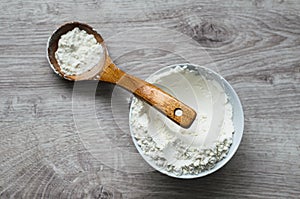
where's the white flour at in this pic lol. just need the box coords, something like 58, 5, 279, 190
130, 65, 234, 176
55, 27, 104, 76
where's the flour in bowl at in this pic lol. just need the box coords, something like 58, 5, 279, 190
130, 64, 235, 176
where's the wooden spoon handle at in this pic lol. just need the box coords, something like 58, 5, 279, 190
100, 62, 197, 128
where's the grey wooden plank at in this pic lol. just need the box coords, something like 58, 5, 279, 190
0, 0, 300, 198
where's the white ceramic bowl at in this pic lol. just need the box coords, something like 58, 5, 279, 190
129, 63, 244, 178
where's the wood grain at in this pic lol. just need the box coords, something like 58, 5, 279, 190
100, 61, 197, 128
0, 0, 300, 198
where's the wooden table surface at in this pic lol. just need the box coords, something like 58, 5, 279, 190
1, 0, 300, 198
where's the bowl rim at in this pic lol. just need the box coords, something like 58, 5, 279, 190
129, 63, 244, 179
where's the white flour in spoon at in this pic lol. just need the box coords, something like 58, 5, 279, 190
130, 65, 234, 176
55, 27, 104, 76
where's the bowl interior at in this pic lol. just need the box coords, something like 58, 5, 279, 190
129, 63, 244, 179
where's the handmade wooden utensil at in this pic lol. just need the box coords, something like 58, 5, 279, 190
47, 22, 197, 128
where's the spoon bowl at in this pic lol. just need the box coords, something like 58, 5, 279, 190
47, 22, 107, 81
47, 22, 197, 128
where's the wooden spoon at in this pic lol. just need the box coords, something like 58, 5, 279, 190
47, 22, 197, 128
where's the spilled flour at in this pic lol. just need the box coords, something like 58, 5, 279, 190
130, 64, 235, 176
